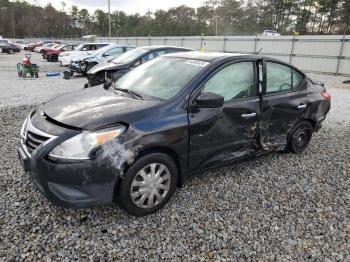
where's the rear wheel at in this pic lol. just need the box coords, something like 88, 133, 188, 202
117, 153, 178, 216
35, 72, 39, 78
8, 49, 14, 54
286, 121, 313, 154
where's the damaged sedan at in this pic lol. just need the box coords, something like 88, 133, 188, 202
18, 52, 331, 216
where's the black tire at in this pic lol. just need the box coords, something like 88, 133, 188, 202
8, 49, 14, 54
35, 72, 39, 78
117, 153, 178, 216
22, 73, 26, 78
286, 121, 313, 154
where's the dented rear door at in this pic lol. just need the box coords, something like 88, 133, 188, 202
260, 60, 308, 150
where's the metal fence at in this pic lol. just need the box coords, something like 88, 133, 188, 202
96, 35, 350, 76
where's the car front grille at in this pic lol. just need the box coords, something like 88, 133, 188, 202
20, 116, 56, 157
25, 130, 50, 154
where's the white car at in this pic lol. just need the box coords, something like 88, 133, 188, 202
259, 30, 280, 36
58, 42, 109, 66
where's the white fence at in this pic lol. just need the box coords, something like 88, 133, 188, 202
96, 35, 350, 76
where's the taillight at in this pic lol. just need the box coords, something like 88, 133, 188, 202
321, 92, 331, 101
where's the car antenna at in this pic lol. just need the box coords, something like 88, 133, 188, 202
257, 48, 263, 55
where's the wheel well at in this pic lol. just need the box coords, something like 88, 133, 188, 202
137, 147, 184, 188
112, 146, 185, 202
301, 118, 316, 129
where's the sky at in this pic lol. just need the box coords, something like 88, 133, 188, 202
28, 0, 205, 15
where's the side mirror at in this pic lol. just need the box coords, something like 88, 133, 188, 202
195, 92, 224, 108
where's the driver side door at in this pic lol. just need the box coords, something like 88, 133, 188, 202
188, 60, 260, 172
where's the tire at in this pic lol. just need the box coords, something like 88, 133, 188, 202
8, 49, 14, 54
18, 71, 22, 77
286, 121, 313, 154
117, 153, 178, 216
35, 72, 39, 78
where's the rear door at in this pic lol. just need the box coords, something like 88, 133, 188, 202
189, 59, 260, 171
260, 60, 307, 149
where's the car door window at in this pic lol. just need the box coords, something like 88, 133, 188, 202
202, 62, 255, 101
141, 50, 166, 63
266, 62, 292, 94
292, 69, 303, 89
63, 45, 73, 51
103, 47, 124, 57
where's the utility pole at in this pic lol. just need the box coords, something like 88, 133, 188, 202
108, 0, 111, 37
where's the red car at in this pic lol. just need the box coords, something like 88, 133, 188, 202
42, 44, 64, 58
28, 40, 61, 52
45, 44, 76, 62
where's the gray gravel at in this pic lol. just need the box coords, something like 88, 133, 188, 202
0, 52, 350, 260
0, 52, 84, 108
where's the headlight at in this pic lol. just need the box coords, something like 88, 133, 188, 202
48, 126, 126, 160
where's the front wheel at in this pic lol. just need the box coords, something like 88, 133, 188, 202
8, 49, 14, 54
286, 121, 313, 154
117, 153, 178, 216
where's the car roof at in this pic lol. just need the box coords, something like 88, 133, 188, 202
165, 51, 252, 62
140, 45, 193, 51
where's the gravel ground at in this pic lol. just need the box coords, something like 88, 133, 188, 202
0, 52, 84, 108
0, 52, 349, 261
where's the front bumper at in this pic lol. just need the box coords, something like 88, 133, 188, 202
18, 115, 120, 208
58, 56, 71, 66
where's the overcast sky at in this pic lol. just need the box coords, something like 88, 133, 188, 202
29, 0, 204, 14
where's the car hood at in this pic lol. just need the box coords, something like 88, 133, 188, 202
87, 62, 127, 74
42, 86, 159, 130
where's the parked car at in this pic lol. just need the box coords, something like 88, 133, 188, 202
18, 51, 331, 216
58, 43, 110, 66
14, 40, 31, 50
28, 40, 61, 52
34, 42, 61, 53
0, 39, 10, 45
0, 42, 21, 54
44, 44, 76, 62
85, 45, 193, 88
69, 44, 136, 76
259, 30, 280, 36
41, 44, 64, 58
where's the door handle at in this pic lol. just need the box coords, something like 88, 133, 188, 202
241, 112, 257, 118
298, 104, 307, 109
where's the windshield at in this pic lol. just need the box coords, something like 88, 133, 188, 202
92, 44, 115, 56
76, 44, 85, 51
114, 57, 208, 100
111, 47, 148, 64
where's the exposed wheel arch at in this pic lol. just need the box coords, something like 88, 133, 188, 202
113, 146, 185, 202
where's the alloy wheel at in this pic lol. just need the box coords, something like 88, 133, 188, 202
130, 163, 171, 209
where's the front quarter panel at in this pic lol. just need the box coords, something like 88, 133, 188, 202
99, 107, 189, 178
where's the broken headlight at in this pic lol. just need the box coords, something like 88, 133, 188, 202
48, 126, 126, 160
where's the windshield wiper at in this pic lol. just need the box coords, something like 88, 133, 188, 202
113, 84, 143, 100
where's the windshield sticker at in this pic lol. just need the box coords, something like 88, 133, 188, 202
185, 60, 209, 67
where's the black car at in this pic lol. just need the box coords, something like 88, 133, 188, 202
0, 42, 21, 54
18, 51, 331, 216
85, 45, 193, 88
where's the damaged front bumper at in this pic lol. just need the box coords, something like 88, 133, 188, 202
18, 116, 121, 209
18, 144, 120, 208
